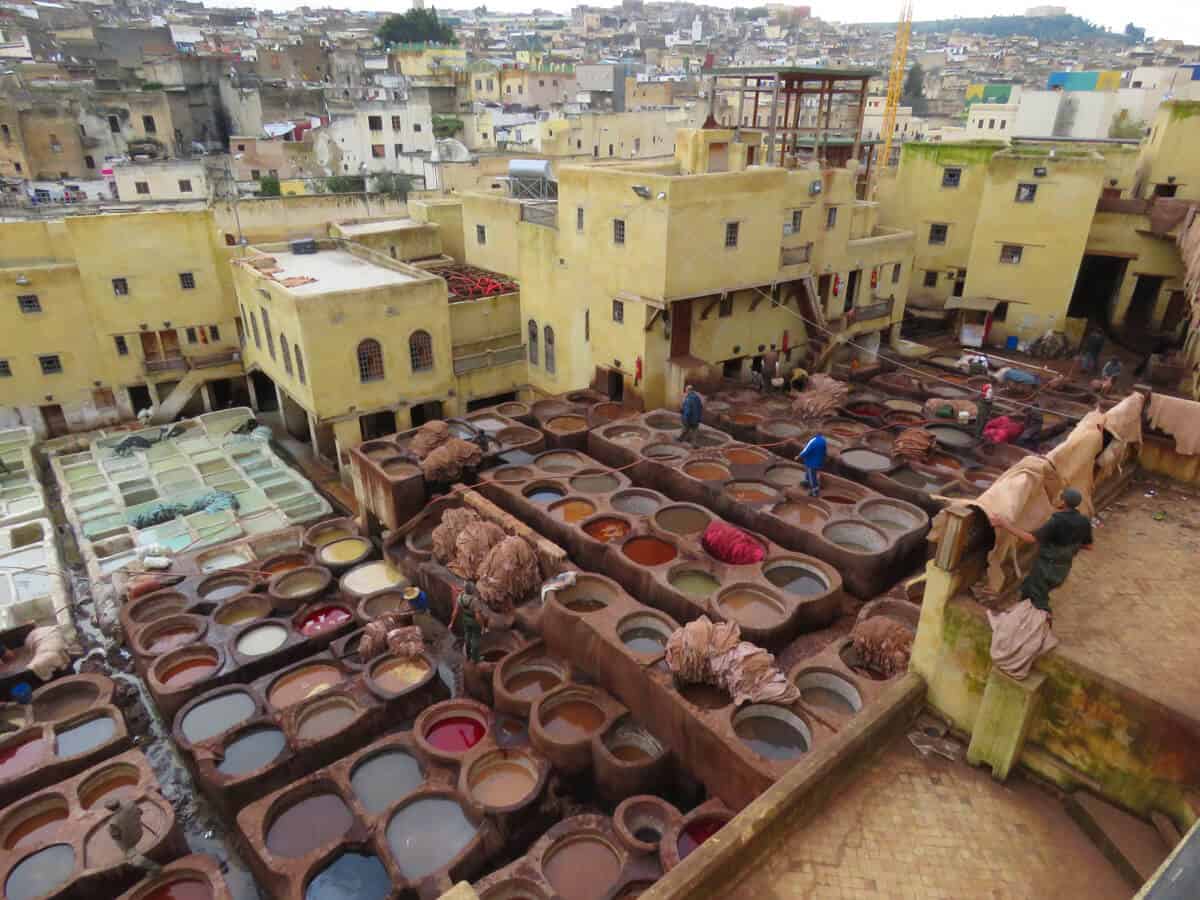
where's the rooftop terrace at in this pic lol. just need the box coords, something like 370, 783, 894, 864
265, 247, 419, 294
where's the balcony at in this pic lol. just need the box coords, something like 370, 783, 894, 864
191, 348, 242, 369
848, 296, 895, 325
143, 356, 188, 375
452, 343, 526, 376
519, 202, 558, 229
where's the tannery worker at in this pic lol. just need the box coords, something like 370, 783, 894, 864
975, 383, 995, 438
1080, 328, 1105, 374
449, 582, 483, 663
679, 385, 703, 446
1101, 357, 1123, 393
799, 433, 827, 498
987, 487, 1092, 614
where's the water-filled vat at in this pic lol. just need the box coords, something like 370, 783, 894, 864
212, 594, 271, 627
128, 590, 188, 624
266, 792, 353, 857
732, 705, 811, 760
668, 568, 719, 596
582, 516, 631, 543
359, 590, 409, 619
78, 762, 140, 809
5, 843, 75, 900
138, 615, 203, 655
763, 562, 828, 596
858, 499, 924, 533
622, 536, 677, 566
763, 464, 807, 487
142, 878, 213, 900
351, 750, 423, 813
795, 670, 863, 715
271, 567, 332, 605
180, 691, 256, 744
840, 448, 893, 472
610, 490, 661, 515
370, 656, 431, 693
676, 683, 730, 710
549, 498, 596, 523
466, 748, 540, 808
295, 697, 359, 741
643, 442, 688, 461
503, 656, 566, 702
722, 446, 769, 466
539, 694, 606, 743
216, 726, 287, 775
926, 425, 974, 449
32, 680, 99, 722
725, 481, 779, 503
317, 537, 372, 568
604, 718, 664, 764
197, 573, 255, 603
491, 465, 533, 483
259, 552, 310, 577
821, 521, 889, 553
305, 520, 357, 549
268, 664, 344, 708
2, 797, 67, 850
644, 412, 681, 429
386, 796, 477, 880
55, 715, 116, 757
716, 586, 787, 629
297, 605, 351, 637
535, 451, 584, 473
156, 647, 220, 688
653, 505, 710, 535
543, 834, 622, 900
617, 614, 673, 656
682, 461, 730, 482
525, 485, 565, 505
304, 852, 391, 900
547, 414, 587, 432
772, 499, 831, 527
235, 623, 289, 657
341, 561, 406, 597
604, 425, 649, 443
425, 714, 488, 753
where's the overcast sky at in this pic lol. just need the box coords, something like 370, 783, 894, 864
216, 1, 1200, 47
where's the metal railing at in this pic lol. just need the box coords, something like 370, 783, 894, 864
780, 243, 813, 266
519, 202, 558, 229
851, 297, 895, 323
191, 349, 242, 369
452, 343, 526, 375
143, 356, 189, 374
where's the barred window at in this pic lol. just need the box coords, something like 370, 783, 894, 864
281, 334, 293, 376
544, 325, 556, 374
409, 330, 433, 372
357, 339, 384, 382
261, 307, 275, 359
295, 344, 306, 384
249, 311, 261, 348
528, 319, 538, 365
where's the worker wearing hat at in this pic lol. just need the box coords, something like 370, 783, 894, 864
987, 487, 1093, 614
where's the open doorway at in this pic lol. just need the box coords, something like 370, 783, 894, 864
606, 369, 624, 401
128, 385, 153, 416
250, 371, 278, 412
1124, 274, 1164, 336
844, 269, 861, 313
410, 401, 443, 427
1067, 254, 1128, 325
359, 410, 396, 440
39, 404, 68, 438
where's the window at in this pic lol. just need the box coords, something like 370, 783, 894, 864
413, 123, 421, 132
357, 339, 384, 382
250, 311, 261, 348
576, 206, 584, 232
261, 307, 275, 359
179, 272, 195, 290
281, 336, 293, 375
584, 308, 589, 342
142, 115, 156, 134
475, 79, 482, 89
13, 163, 19, 172
114, 336, 128, 355
528, 319, 539, 365
613, 219, 625, 245
942, 167, 962, 188
791, 209, 803, 232
891, 263, 902, 284
112, 277, 128, 296
251, 169, 261, 180
135, 181, 150, 195
209, 325, 220, 341
49, 133, 61, 152
1015, 183, 1037, 203
1154, 183, 1178, 198
178, 179, 192, 192
993, 302, 1010, 322
719, 295, 733, 317
237, 143, 246, 151
85, 155, 95, 169
724, 222, 739, 248
409, 330, 433, 372
544, 325, 555, 373
825, 207, 838, 229
539, 79, 545, 87
185, 327, 197, 343
928, 223, 948, 245
295, 344, 306, 384
476, 224, 487, 245
923, 270, 939, 288
39, 354, 62, 375
1, 123, 10, 141
17, 295, 41, 314
988, 118, 995, 129
371, 144, 385, 158
612, 299, 624, 323
391, 116, 402, 130
368, 115, 383, 131
1000, 244, 1023, 264
608, 143, 614, 156
487, 79, 494, 90
999, 120, 1007, 130
394, 144, 404, 157
0, 360, 9, 377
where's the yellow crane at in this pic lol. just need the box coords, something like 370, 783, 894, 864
879, 0, 914, 170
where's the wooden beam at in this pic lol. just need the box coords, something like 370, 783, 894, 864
644, 307, 663, 332
700, 296, 722, 320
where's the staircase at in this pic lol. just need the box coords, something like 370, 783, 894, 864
150, 368, 208, 424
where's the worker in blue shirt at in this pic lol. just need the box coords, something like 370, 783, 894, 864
679, 385, 703, 446
799, 433, 827, 497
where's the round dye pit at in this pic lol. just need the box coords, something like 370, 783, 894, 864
822, 521, 888, 554
536, 452, 584, 473
295, 698, 359, 741
272, 567, 332, 603
926, 426, 975, 449
582, 516, 631, 543
197, 574, 255, 603
78, 763, 140, 809
491, 465, 533, 483
5, 844, 75, 900
840, 642, 894, 681
722, 446, 769, 466
304, 852, 391, 900
266, 792, 353, 858
386, 797, 478, 880
716, 587, 786, 629
763, 465, 807, 487
351, 750, 424, 813
268, 664, 345, 709
3, 798, 68, 850
477, 877, 551, 900
213, 594, 270, 627
668, 569, 719, 596
297, 605, 352, 637
540, 697, 605, 742
643, 443, 688, 461
570, 472, 620, 494
733, 705, 811, 761
604, 425, 649, 443
729, 412, 762, 426
32, 680, 100, 722
526, 486, 566, 505
235, 623, 289, 657
360, 590, 408, 619
55, 715, 116, 757
654, 505, 711, 535
763, 562, 828, 596
318, 537, 372, 568
682, 461, 730, 482
425, 715, 487, 753
644, 412, 681, 429
128, 591, 187, 625
467, 750, 539, 808
549, 498, 596, 524
617, 614, 673, 656
763, 421, 806, 438
360, 441, 397, 459
504, 663, 563, 701
142, 878, 213, 900
543, 835, 622, 900
604, 719, 664, 765
370, 656, 431, 693
622, 536, 677, 566
845, 402, 886, 419
156, 649, 219, 688
259, 553, 310, 577
341, 561, 406, 597
858, 500, 924, 533
840, 448, 893, 472
677, 818, 724, 861
547, 414, 588, 432
382, 459, 419, 478
306, 522, 356, 548
795, 670, 863, 715
610, 490, 662, 516
141, 619, 202, 656
216, 727, 287, 776
180, 691, 256, 744
772, 500, 831, 527
725, 481, 778, 503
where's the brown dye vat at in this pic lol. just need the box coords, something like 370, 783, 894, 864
764, 465, 807, 487
196, 574, 255, 603
143, 622, 200, 655
643, 443, 687, 461
370, 656, 431, 692
492, 466, 533, 483
259, 553, 309, 577
267, 664, 344, 709
359, 590, 410, 620
682, 461, 730, 482
583, 517, 631, 543
142, 878, 212, 900
604, 425, 649, 444
773, 500, 830, 527
550, 498, 596, 523
726, 482, 778, 503
840, 448, 893, 472
541, 700, 606, 742
129, 591, 187, 625
382, 459, 419, 477
927, 452, 963, 470
722, 446, 768, 465
571, 473, 619, 493
543, 835, 622, 900
506, 669, 562, 701
359, 441, 396, 460
158, 654, 219, 688
622, 537, 677, 566
213, 594, 270, 626
4, 799, 67, 849
654, 505, 710, 535
32, 681, 100, 722
548, 415, 588, 432
467, 752, 538, 807
537, 451, 584, 473
266, 792, 353, 858
611, 745, 653, 763
716, 588, 786, 628
295, 698, 358, 741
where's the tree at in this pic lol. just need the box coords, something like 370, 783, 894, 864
432, 115, 464, 139
322, 175, 366, 194
257, 175, 281, 197
371, 172, 414, 198
1109, 110, 1147, 139
378, 9, 455, 46
902, 63, 924, 106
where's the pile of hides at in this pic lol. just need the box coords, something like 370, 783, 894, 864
1149, 394, 1200, 456
410, 421, 451, 458
665, 616, 799, 706
986, 599, 1059, 679
849, 617, 912, 678
923, 397, 976, 421
26, 625, 70, 681
431, 508, 507, 581
1026, 330, 1072, 359
790, 374, 848, 423
358, 614, 423, 661
420, 438, 483, 483
983, 415, 1024, 445
476, 535, 540, 614
701, 521, 765, 565
130, 490, 238, 529
893, 427, 935, 462
432, 508, 480, 564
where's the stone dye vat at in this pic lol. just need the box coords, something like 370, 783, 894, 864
0, 674, 129, 807
478, 454, 842, 644
0, 749, 185, 900
527, 391, 628, 452
529, 684, 625, 775
171, 648, 445, 818
492, 642, 575, 720
116, 853, 234, 900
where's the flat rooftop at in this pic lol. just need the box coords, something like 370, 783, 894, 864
267, 248, 417, 295
334, 218, 430, 236
710, 65, 879, 79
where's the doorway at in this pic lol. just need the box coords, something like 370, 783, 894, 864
606, 369, 624, 401
817, 274, 832, 315
670, 299, 692, 359
250, 371, 278, 412
128, 384, 153, 415
1067, 254, 1128, 324
410, 400, 443, 427
359, 410, 396, 440
844, 269, 861, 313
40, 404, 68, 438
467, 392, 517, 412
1125, 275, 1165, 335
1161, 290, 1188, 334
952, 269, 967, 298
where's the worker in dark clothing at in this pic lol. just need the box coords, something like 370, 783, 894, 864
679, 385, 702, 446
987, 487, 1093, 613
1080, 328, 1105, 374
1101, 357, 1122, 393
1015, 407, 1044, 449
975, 383, 995, 438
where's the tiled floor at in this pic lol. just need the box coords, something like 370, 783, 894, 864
729, 738, 1130, 900
1052, 474, 1200, 723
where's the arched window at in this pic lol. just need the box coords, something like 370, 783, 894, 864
249, 311, 261, 349
409, 330, 433, 372
295, 344, 306, 384
357, 338, 384, 382
544, 325, 556, 374
527, 319, 538, 365
280, 334, 293, 375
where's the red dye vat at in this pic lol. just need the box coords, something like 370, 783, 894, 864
299, 606, 352, 637
0, 736, 46, 778
622, 537, 678, 566
144, 879, 213, 900
583, 518, 631, 543
847, 403, 885, 417
425, 716, 487, 752
677, 818, 724, 860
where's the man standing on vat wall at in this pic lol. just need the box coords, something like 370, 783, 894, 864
679, 385, 703, 446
